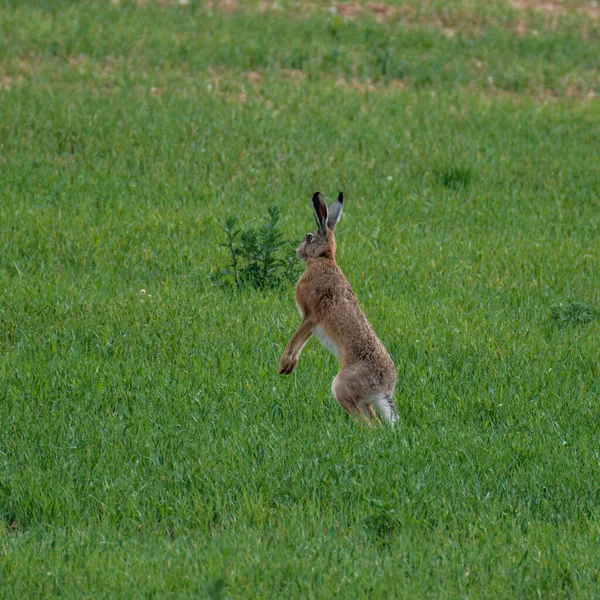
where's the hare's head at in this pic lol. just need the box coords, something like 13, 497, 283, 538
296, 192, 344, 262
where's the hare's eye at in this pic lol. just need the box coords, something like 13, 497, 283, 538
306, 233, 314, 242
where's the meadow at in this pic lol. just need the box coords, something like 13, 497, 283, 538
1, 0, 600, 597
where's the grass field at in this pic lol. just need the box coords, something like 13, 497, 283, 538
1, 0, 600, 597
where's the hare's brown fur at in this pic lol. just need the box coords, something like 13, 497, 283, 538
279, 192, 398, 424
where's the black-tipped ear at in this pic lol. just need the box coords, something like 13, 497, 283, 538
327, 192, 343, 231
312, 192, 328, 233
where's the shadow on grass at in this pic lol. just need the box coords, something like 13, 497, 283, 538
550, 301, 598, 328
434, 165, 472, 190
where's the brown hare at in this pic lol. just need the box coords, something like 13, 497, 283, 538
278, 192, 398, 425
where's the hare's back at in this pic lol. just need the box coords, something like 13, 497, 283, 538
319, 269, 385, 351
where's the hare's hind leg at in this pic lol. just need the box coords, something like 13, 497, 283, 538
360, 401, 382, 426
332, 368, 376, 423
333, 366, 398, 426
331, 371, 360, 419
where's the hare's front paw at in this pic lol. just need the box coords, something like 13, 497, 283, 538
278, 354, 297, 375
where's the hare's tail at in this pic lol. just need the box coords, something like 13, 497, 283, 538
374, 394, 399, 426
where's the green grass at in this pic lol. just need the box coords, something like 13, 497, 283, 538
1, 1, 600, 597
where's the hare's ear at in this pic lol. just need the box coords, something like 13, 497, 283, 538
327, 192, 343, 231
312, 192, 328, 233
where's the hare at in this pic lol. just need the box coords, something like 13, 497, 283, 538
278, 192, 398, 425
